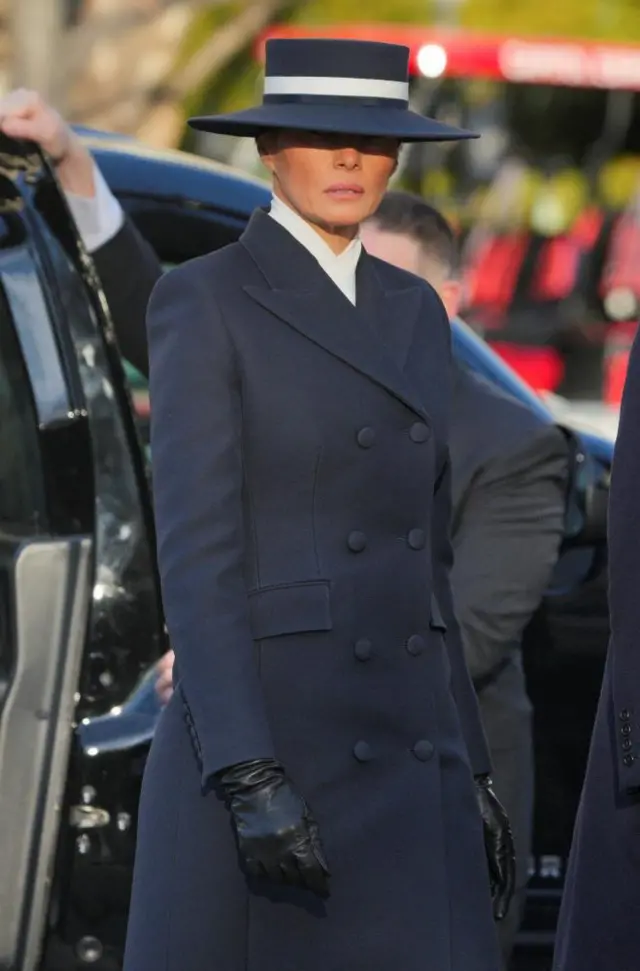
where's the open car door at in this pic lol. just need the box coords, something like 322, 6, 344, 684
0, 136, 165, 971
0, 140, 94, 970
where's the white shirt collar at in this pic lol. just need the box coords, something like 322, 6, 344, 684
268, 194, 361, 305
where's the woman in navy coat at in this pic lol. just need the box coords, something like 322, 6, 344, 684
124, 38, 514, 971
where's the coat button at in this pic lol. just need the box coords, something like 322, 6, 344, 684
623, 739, 633, 751
353, 741, 373, 762
356, 426, 376, 448
406, 634, 425, 656
407, 528, 426, 550
409, 422, 430, 443
621, 724, 632, 736
624, 754, 635, 767
347, 530, 367, 553
620, 709, 632, 721
412, 740, 434, 762
354, 638, 373, 661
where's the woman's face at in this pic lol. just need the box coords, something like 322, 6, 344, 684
258, 130, 400, 252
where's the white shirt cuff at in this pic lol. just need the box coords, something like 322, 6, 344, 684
65, 162, 125, 254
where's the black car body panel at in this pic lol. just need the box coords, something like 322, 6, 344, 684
0, 134, 613, 969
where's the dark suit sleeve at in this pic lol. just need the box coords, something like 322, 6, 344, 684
92, 218, 163, 379
608, 327, 640, 793
451, 426, 568, 685
432, 452, 492, 776
147, 263, 275, 788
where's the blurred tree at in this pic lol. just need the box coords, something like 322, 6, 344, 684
5, 0, 297, 146
460, 0, 640, 42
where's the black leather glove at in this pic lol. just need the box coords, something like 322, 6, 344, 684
215, 758, 330, 898
474, 774, 516, 921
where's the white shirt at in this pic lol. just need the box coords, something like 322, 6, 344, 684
269, 194, 361, 305
65, 162, 124, 254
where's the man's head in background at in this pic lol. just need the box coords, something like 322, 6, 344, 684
361, 190, 462, 320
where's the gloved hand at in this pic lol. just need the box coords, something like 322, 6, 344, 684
474, 774, 515, 921
216, 758, 330, 898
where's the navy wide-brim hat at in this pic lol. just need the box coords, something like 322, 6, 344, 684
188, 38, 478, 143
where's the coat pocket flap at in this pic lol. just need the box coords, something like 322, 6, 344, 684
429, 594, 447, 632
248, 581, 332, 640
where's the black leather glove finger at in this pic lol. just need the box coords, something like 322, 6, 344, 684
292, 818, 331, 896
294, 850, 331, 897
474, 774, 516, 921
216, 758, 331, 899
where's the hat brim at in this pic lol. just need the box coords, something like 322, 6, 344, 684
188, 103, 477, 143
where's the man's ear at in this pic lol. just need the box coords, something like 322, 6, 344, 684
440, 279, 463, 320
256, 131, 279, 174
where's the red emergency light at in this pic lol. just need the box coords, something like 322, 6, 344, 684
256, 24, 640, 92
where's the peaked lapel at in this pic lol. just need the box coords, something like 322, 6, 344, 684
240, 210, 428, 419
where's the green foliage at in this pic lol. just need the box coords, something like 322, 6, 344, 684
293, 0, 434, 26
460, 0, 640, 42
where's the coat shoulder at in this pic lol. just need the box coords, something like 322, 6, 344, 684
146, 242, 254, 333
152, 241, 249, 293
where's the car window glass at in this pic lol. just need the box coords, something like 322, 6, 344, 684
0, 281, 47, 534
33, 208, 164, 712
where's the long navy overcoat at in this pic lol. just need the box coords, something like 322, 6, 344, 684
123, 210, 500, 971
553, 326, 640, 971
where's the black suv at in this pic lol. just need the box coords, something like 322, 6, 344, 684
0, 133, 611, 971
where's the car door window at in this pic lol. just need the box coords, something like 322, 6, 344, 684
0, 280, 47, 534
30, 172, 165, 713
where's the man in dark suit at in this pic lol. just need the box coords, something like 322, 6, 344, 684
361, 192, 569, 967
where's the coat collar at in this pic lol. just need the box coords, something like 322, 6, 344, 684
240, 209, 427, 419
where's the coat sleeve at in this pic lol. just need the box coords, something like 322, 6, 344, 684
451, 426, 568, 687
92, 217, 163, 379
431, 453, 492, 776
608, 326, 640, 794
147, 262, 275, 788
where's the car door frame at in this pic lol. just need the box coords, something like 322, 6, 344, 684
0, 141, 96, 971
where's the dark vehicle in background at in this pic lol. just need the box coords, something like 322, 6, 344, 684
0, 132, 611, 971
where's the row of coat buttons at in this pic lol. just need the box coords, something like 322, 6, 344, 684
356, 422, 430, 448
353, 740, 434, 762
354, 636, 425, 661
347, 529, 426, 552
620, 708, 636, 766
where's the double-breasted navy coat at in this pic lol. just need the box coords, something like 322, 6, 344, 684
123, 209, 500, 971
553, 327, 640, 971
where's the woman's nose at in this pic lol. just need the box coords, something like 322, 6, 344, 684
335, 147, 361, 169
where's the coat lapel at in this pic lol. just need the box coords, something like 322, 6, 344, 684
240, 210, 428, 419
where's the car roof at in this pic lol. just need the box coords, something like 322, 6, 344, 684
82, 132, 271, 220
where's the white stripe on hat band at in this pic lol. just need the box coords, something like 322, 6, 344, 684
263, 75, 409, 101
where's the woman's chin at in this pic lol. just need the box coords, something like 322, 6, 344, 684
315, 199, 372, 228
